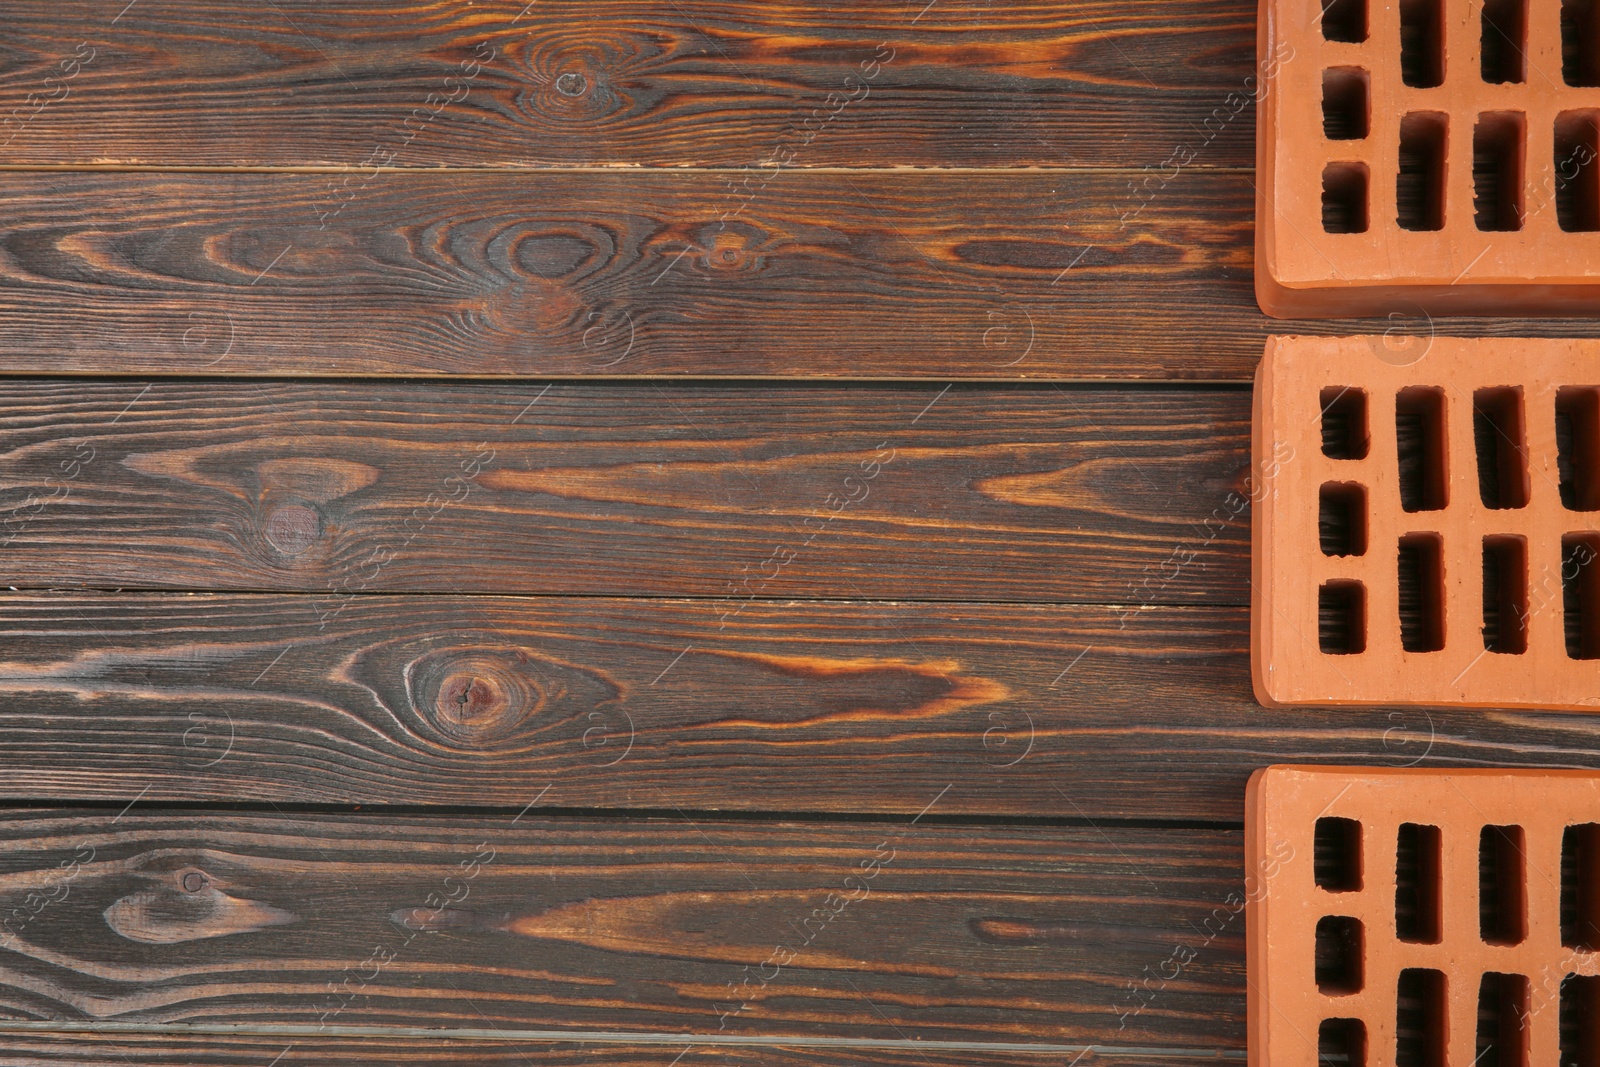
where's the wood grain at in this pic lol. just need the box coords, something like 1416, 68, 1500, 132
0, 592, 1591, 819
0, 380, 1251, 603
0, 810, 1244, 1045
0, 0, 1256, 169
0, 172, 1595, 379
0, 1032, 1231, 1067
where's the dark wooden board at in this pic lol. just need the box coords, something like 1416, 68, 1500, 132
0, 1032, 1228, 1067
3, 173, 1596, 379
0, 380, 1252, 604
0, 810, 1246, 1046
0, 593, 1589, 819
0, 0, 1255, 169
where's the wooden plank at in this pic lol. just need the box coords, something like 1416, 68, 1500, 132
0, 0, 1256, 169
0, 380, 1251, 604
0, 810, 1244, 1046
0, 593, 1589, 819
2, 172, 1597, 379
0, 1032, 1232, 1067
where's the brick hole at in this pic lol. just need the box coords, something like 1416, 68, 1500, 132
1396, 823, 1442, 944
1398, 534, 1446, 652
1320, 580, 1368, 654
1320, 1018, 1368, 1067
1314, 915, 1364, 995
1481, 0, 1527, 83
1559, 388, 1600, 509
1396, 387, 1448, 512
1563, 0, 1600, 86
1320, 483, 1369, 557
1315, 816, 1364, 891
1560, 975, 1600, 1067
1396, 969, 1447, 1067
1400, 0, 1445, 87
1479, 824, 1528, 945
1323, 163, 1370, 233
1323, 0, 1368, 43
1555, 111, 1600, 231
1481, 536, 1529, 654
1473, 387, 1530, 509
1398, 112, 1449, 231
1563, 533, 1600, 659
1324, 68, 1371, 140
1321, 387, 1370, 459
1474, 113, 1527, 232
1475, 973, 1530, 1067
1560, 823, 1600, 951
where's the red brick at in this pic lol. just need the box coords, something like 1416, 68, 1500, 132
1253, 335, 1600, 709
1247, 765, 1600, 1067
1257, 0, 1600, 316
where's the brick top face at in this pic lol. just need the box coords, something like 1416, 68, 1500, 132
1257, 0, 1600, 316
1247, 765, 1600, 1067
1253, 335, 1600, 710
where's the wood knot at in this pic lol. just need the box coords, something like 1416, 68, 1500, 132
407, 648, 544, 745
179, 869, 209, 893
436, 671, 507, 730
517, 30, 658, 123
263, 503, 321, 556
688, 221, 775, 276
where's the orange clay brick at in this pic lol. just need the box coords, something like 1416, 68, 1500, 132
1257, 0, 1600, 316
1253, 335, 1600, 710
1247, 765, 1600, 1067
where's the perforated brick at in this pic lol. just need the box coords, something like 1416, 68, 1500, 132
1257, 0, 1600, 316
1247, 765, 1600, 1067
1253, 335, 1600, 709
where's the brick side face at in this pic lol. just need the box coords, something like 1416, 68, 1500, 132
1253, 335, 1600, 709
1258, 0, 1600, 315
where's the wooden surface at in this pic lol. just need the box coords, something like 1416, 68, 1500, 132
0, 380, 1250, 601
1, 0, 1593, 1062
2, 174, 1599, 378
0, 811, 1244, 1044
0, 593, 1585, 819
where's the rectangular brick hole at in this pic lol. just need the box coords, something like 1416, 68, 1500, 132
1474, 387, 1530, 509
1479, 824, 1528, 945
1398, 534, 1446, 653
1559, 387, 1600, 510
1323, 68, 1371, 140
1397, 387, 1448, 512
1321, 387, 1370, 459
1398, 112, 1449, 231
1320, 483, 1369, 557
1396, 822, 1442, 944
1323, 163, 1370, 233
1315, 816, 1363, 891
1481, 0, 1527, 83
1555, 111, 1600, 231
1560, 823, 1600, 950
1475, 973, 1530, 1067
1482, 536, 1529, 654
1401, 0, 1445, 87
1323, 0, 1367, 42
1314, 915, 1364, 994
1320, 580, 1368, 654
1561, 975, 1600, 1067
1320, 1018, 1367, 1067
1396, 969, 1447, 1067
1563, 533, 1600, 659
1475, 113, 1527, 232
1563, 0, 1600, 86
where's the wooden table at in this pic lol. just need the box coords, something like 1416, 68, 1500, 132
0, 1, 1595, 1062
